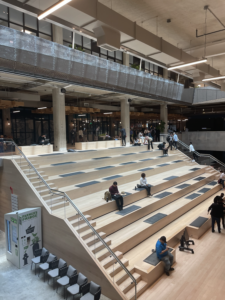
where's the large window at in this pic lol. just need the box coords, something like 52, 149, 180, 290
63, 30, 123, 64
129, 54, 163, 77
0, 4, 52, 41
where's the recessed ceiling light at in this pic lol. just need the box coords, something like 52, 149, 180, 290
38, 0, 72, 20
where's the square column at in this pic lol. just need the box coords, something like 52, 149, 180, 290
160, 104, 168, 134
123, 53, 129, 67
52, 25, 63, 45
52, 88, 67, 151
121, 99, 130, 146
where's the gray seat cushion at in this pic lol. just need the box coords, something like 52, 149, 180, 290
39, 263, 49, 271
67, 265, 76, 277
90, 281, 100, 295
32, 257, 41, 264
57, 276, 69, 286
48, 268, 59, 278
77, 273, 87, 286
47, 253, 56, 263
67, 284, 79, 295
41, 247, 49, 256
80, 293, 94, 300
58, 258, 67, 269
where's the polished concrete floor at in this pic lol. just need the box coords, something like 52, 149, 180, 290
0, 230, 110, 300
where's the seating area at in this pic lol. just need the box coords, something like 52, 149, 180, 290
31, 246, 101, 300
14, 144, 220, 299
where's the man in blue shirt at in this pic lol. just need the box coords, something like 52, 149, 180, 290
156, 236, 174, 276
173, 132, 178, 150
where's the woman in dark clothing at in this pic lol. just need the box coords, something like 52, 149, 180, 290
218, 193, 225, 229
208, 196, 223, 233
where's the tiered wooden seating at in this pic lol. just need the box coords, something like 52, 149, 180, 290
15, 145, 221, 300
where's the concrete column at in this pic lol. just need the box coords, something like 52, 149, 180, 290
52, 88, 67, 151
2, 108, 12, 137
160, 104, 168, 134
52, 25, 63, 45
121, 99, 130, 146
163, 68, 168, 79
123, 52, 129, 67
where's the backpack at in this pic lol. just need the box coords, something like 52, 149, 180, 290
104, 191, 111, 201
166, 135, 170, 142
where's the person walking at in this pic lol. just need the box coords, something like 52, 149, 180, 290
109, 181, 124, 210
120, 127, 126, 146
156, 236, 174, 276
169, 133, 173, 151
139, 173, 152, 196
208, 196, 223, 233
148, 130, 154, 149
189, 142, 198, 162
173, 132, 178, 150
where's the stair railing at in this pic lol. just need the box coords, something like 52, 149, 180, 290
160, 134, 225, 170
3, 139, 137, 300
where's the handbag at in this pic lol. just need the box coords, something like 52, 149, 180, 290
218, 179, 222, 184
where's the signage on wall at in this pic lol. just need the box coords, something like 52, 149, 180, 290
11, 194, 18, 212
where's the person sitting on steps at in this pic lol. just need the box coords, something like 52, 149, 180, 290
156, 236, 174, 276
158, 142, 169, 155
139, 173, 152, 197
109, 181, 124, 211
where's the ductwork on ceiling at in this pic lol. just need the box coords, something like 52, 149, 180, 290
93, 26, 120, 52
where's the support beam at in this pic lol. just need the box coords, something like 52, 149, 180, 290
52, 88, 67, 152
120, 99, 130, 146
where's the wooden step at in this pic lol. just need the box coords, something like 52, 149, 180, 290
50, 200, 70, 210
45, 196, 65, 205
84, 232, 106, 247
100, 251, 123, 269
108, 258, 129, 277
125, 280, 148, 300
89, 238, 111, 254
119, 272, 141, 294
69, 215, 92, 225
73, 220, 97, 233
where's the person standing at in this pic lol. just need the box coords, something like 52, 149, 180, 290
130, 128, 133, 144
109, 181, 124, 210
139, 173, 152, 196
189, 142, 198, 161
148, 130, 154, 149
173, 132, 178, 150
70, 128, 76, 146
156, 127, 160, 142
151, 127, 156, 142
219, 171, 225, 190
156, 236, 174, 276
120, 127, 126, 146
208, 196, 223, 233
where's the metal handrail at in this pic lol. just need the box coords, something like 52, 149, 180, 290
160, 134, 225, 169
5, 139, 137, 298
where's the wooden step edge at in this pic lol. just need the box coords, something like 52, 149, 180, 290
89, 237, 111, 253
68, 214, 91, 222
85, 232, 107, 246
127, 280, 148, 300
116, 267, 136, 285
50, 201, 70, 210
108, 258, 129, 277
101, 251, 123, 269
81, 228, 101, 240
75, 221, 97, 233
121, 273, 142, 294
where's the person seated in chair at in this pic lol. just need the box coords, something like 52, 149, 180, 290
109, 181, 124, 211
139, 173, 151, 196
156, 236, 174, 276
38, 134, 46, 145
158, 142, 169, 155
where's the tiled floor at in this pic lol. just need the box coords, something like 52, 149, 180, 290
0, 230, 110, 300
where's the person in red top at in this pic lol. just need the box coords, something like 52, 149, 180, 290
109, 181, 124, 211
